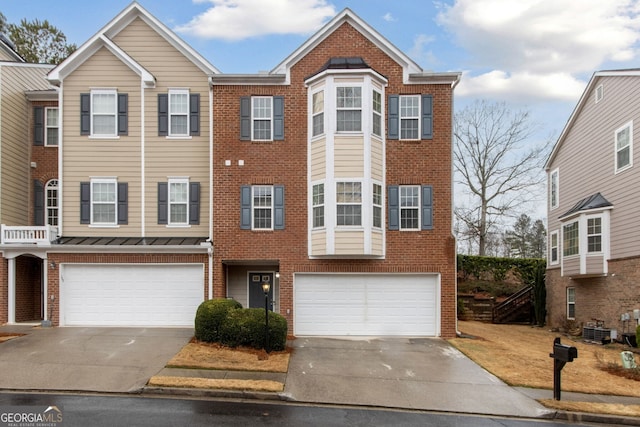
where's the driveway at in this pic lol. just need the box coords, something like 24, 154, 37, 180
0, 325, 192, 392
284, 337, 552, 418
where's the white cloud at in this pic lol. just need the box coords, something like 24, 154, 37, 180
438, 0, 640, 74
456, 70, 586, 101
175, 0, 336, 40
383, 13, 396, 22
409, 34, 438, 69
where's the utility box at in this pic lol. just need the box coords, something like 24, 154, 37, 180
621, 351, 637, 369
551, 340, 578, 362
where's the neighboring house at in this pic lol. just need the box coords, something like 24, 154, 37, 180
0, 2, 461, 338
545, 69, 640, 334
211, 9, 460, 337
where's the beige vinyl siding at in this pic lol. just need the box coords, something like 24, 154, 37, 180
310, 138, 326, 181
334, 136, 364, 178
562, 257, 580, 276
586, 255, 604, 275
310, 231, 326, 256
114, 18, 210, 237
0, 49, 17, 62
0, 64, 53, 225
372, 230, 383, 256
371, 138, 383, 181
334, 230, 364, 254
548, 75, 640, 260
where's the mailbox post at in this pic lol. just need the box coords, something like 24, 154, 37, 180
549, 337, 578, 400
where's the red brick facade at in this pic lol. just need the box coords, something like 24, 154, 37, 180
212, 22, 457, 337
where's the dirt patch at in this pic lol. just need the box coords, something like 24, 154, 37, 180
539, 399, 640, 418
148, 375, 283, 392
167, 341, 290, 373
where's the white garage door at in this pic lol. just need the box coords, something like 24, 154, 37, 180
61, 264, 204, 326
294, 273, 439, 336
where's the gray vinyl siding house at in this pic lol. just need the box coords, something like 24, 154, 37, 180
545, 69, 640, 336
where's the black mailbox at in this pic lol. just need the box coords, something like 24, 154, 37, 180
552, 341, 578, 362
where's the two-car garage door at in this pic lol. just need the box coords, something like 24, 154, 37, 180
60, 264, 204, 327
294, 273, 439, 336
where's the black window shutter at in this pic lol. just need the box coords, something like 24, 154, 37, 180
273, 96, 284, 140
118, 93, 128, 136
190, 93, 200, 136
421, 94, 433, 140
240, 96, 251, 140
158, 182, 168, 224
388, 95, 399, 140
274, 184, 285, 229
189, 182, 200, 225
34, 180, 44, 226
80, 182, 91, 224
158, 94, 168, 136
80, 93, 91, 135
34, 107, 44, 146
388, 185, 399, 230
421, 185, 433, 229
117, 182, 128, 224
240, 185, 252, 229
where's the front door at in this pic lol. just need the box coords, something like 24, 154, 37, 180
248, 272, 274, 310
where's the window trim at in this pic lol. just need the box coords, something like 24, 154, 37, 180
336, 181, 362, 227
562, 220, 579, 257
549, 168, 559, 210
567, 287, 576, 320
595, 84, 603, 103
399, 95, 420, 141
549, 230, 559, 265
311, 90, 325, 138
373, 182, 382, 229
336, 85, 362, 133
45, 107, 59, 147
168, 89, 190, 137
586, 215, 602, 253
614, 120, 633, 173
372, 90, 382, 138
252, 96, 274, 141
168, 178, 189, 226
399, 185, 421, 231
90, 178, 118, 226
45, 179, 58, 226
252, 185, 274, 230
312, 183, 325, 229
90, 89, 118, 138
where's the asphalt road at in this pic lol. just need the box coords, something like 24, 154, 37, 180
0, 392, 606, 427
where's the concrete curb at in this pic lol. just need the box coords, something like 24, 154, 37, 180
554, 410, 640, 426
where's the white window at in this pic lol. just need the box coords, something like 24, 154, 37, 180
373, 183, 382, 228
336, 181, 362, 226
400, 185, 420, 230
595, 84, 603, 103
253, 185, 273, 229
336, 86, 362, 132
312, 183, 324, 228
169, 179, 189, 225
312, 91, 324, 137
91, 178, 117, 225
562, 221, 579, 257
253, 97, 273, 141
587, 216, 602, 253
567, 287, 576, 320
46, 179, 58, 226
615, 121, 633, 173
91, 90, 117, 137
400, 95, 420, 140
45, 107, 58, 146
372, 90, 382, 137
549, 168, 559, 210
169, 89, 189, 136
549, 230, 559, 265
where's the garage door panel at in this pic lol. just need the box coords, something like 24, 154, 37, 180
294, 273, 438, 336
61, 264, 204, 327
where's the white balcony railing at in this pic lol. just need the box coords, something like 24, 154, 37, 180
0, 224, 58, 245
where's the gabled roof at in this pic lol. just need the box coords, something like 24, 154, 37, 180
559, 192, 613, 220
0, 34, 24, 62
545, 68, 640, 170
212, 8, 460, 86
48, 1, 219, 85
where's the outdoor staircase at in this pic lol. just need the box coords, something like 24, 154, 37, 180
492, 285, 534, 324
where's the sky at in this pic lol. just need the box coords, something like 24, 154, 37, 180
3, 0, 640, 224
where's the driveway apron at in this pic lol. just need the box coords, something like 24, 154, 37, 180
284, 337, 553, 418
0, 326, 192, 393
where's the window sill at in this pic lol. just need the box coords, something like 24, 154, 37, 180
44, 144, 59, 148
89, 135, 120, 140
165, 136, 193, 140
88, 224, 120, 228
166, 224, 192, 228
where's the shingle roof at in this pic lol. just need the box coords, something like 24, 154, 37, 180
559, 192, 612, 219
55, 236, 208, 246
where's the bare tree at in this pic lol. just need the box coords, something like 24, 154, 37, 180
454, 100, 550, 256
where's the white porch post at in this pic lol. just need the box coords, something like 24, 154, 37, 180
7, 257, 15, 324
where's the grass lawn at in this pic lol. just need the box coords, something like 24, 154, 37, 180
450, 321, 640, 417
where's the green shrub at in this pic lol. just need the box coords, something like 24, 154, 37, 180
636, 325, 640, 348
194, 298, 242, 342
219, 308, 288, 351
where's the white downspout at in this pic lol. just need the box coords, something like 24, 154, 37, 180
7, 257, 15, 323
140, 81, 146, 237
208, 81, 214, 300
